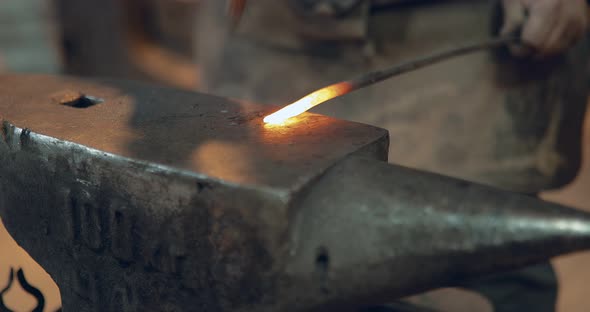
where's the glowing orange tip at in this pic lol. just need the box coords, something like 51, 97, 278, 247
263, 82, 352, 125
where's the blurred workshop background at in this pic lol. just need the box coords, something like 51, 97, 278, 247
0, 1, 589, 311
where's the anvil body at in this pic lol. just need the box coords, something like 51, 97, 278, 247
1, 75, 590, 311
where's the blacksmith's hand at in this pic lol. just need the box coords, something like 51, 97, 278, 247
501, 0, 588, 58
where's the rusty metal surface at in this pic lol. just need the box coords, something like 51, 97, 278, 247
3, 75, 590, 312
0, 74, 388, 190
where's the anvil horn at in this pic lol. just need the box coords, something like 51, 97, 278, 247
283, 156, 590, 310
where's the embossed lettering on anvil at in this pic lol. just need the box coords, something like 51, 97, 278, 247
110, 209, 135, 263
70, 189, 106, 251
111, 285, 137, 311
65, 183, 187, 274
72, 268, 99, 304
81, 202, 106, 250
139, 230, 185, 275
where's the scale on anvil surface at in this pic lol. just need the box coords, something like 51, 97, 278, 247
2, 74, 590, 312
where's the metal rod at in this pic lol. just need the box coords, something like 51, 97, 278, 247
338, 36, 518, 94
263, 36, 519, 124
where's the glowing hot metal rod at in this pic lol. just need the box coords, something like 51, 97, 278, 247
264, 36, 518, 125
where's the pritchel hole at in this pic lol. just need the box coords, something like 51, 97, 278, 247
60, 93, 104, 108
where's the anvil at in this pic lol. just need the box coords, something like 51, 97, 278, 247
1, 74, 590, 312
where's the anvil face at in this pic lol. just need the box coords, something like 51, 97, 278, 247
0, 75, 388, 191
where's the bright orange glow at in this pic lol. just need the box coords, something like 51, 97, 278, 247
263, 82, 353, 125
